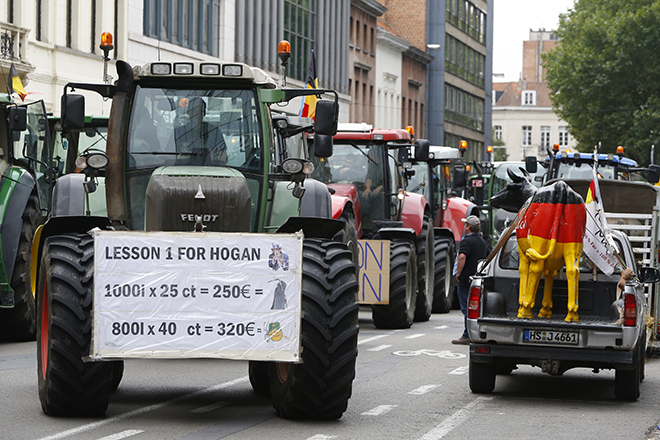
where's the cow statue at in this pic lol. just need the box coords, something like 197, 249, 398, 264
490, 168, 586, 322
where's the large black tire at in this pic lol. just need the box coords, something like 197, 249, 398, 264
414, 214, 435, 322
614, 335, 642, 401
469, 357, 496, 394
372, 239, 417, 329
0, 190, 40, 341
432, 236, 455, 313
333, 211, 359, 277
111, 361, 124, 392
249, 361, 271, 397
270, 239, 358, 419
37, 234, 113, 416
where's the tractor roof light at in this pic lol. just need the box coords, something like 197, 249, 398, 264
222, 64, 243, 76
405, 126, 415, 137
200, 63, 220, 75
100, 32, 113, 60
459, 140, 467, 151
151, 63, 172, 75
617, 146, 624, 156
278, 40, 291, 67
487, 145, 493, 154
174, 63, 194, 75
553, 143, 560, 152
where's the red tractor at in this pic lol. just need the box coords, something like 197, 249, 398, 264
310, 124, 434, 329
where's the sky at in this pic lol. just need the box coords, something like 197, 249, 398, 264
493, 0, 577, 82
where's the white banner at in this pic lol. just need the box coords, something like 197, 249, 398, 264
583, 162, 618, 275
91, 231, 303, 361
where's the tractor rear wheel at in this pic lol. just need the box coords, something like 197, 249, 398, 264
0, 190, 40, 341
414, 215, 435, 322
432, 236, 455, 313
372, 239, 417, 329
249, 361, 271, 397
270, 239, 358, 419
37, 234, 113, 416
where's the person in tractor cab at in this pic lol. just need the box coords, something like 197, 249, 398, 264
336, 154, 359, 181
453, 215, 488, 345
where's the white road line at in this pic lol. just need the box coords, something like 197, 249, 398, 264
448, 366, 468, 375
405, 333, 425, 339
305, 435, 337, 440
357, 334, 389, 345
96, 430, 144, 440
417, 396, 493, 440
435, 325, 448, 329
189, 401, 230, 413
408, 384, 439, 395
367, 344, 392, 352
361, 405, 397, 416
35, 376, 249, 440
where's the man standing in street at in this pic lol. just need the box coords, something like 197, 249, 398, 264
452, 215, 488, 345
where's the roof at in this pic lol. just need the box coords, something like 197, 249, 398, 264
545, 152, 638, 167
429, 146, 460, 160
493, 81, 552, 107
334, 123, 412, 141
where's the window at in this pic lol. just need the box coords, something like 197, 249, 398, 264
284, 0, 317, 82
522, 126, 532, 147
494, 125, 502, 140
522, 90, 536, 106
559, 126, 569, 146
540, 126, 550, 148
143, 0, 220, 56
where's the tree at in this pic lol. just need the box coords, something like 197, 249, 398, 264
544, 0, 660, 165
491, 137, 508, 161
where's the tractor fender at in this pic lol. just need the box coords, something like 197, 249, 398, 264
400, 191, 428, 236
276, 216, 344, 239
0, 168, 37, 280
300, 178, 333, 218
328, 183, 362, 236
443, 197, 479, 242
376, 227, 417, 243
433, 227, 455, 241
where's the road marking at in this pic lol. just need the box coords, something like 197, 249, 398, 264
190, 401, 230, 413
361, 405, 397, 416
35, 376, 249, 440
405, 333, 425, 339
357, 334, 389, 345
408, 384, 439, 395
448, 366, 469, 375
368, 344, 392, 352
417, 396, 493, 439
435, 325, 448, 329
305, 435, 337, 440
96, 430, 144, 440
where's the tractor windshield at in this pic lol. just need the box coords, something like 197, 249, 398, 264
126, 86, 262, 171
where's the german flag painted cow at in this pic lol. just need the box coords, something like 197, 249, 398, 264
490, 168, 586, 322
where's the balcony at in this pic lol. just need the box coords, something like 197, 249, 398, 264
0, 21, 33, 84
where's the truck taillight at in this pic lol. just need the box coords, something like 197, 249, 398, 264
624, 293, 637, 326
467, 285, 481, 319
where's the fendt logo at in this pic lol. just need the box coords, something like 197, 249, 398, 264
180, 214, 219, 222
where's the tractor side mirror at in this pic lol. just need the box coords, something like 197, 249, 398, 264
453, 166, 467, 187
414, 139, 430, 161
314, 100, 338, 136
313, 134, 333, 158
61, 93, 85, 130
8, 106, 27, 132
525, 155, 538, 174
648, 164, 660, 185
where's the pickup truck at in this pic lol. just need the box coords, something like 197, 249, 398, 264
466, 228, 659, 401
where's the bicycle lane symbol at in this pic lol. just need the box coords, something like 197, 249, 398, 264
392, 349, 466, 359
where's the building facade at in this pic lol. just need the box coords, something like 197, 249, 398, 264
2, 0, 351, 119
492, 29, 577, 161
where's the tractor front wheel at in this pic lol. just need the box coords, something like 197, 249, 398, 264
372, 239, 417, 329
270, 239, 359, 419
37, 234, 113, 416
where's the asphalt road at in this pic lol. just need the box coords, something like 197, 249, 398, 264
3, 309, 660, 440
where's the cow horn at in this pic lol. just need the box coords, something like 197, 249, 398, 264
507, 166, 523, 183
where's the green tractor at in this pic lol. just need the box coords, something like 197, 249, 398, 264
34, 59, 358, 420
0, 95, 52, 341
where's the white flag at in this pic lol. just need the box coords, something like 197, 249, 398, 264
583, 160, 618, 275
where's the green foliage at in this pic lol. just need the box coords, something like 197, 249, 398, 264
544, 0, 660, 165
491, 137, 508, 161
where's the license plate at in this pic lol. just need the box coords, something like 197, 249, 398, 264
523, 329, 579, 345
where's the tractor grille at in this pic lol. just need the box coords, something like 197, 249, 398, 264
145, 175, 251, 232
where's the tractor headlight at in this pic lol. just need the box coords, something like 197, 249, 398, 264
87, 152, 109, 169
282, 158, 304, 174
